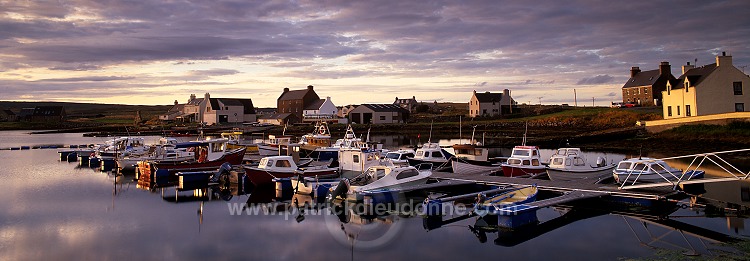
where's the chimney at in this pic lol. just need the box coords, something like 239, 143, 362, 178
174, 100, 178, 105
717, 51, 732, 67
682, 62, 695, 74
283, 87, 289, 93
395, 97, 399, 102
503, 89, 510, 97
189, 94, 196, 102
659, 61, 671, 76
307, 85, 314, 90
630, 66, 641, 78
204, 92, 210, 100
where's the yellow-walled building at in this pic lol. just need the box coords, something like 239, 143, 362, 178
662, 52, 750, 119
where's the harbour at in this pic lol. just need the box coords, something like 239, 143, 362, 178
1, 130, 749, 260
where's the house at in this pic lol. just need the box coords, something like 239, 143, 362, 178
394, 96, 418, 113
258, 113, 300, 126
622, 62, 676, 106
160, 93, 256, 125
302, 96, 338, 122
23, 106, 66, 122
0, 109, 17, 122
662, 52, 750, 119
348, 104, 409, 124
468, 89, 515, 118
277, 85, 320, 120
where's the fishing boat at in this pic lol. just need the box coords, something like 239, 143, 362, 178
450, 143, 506, 175
243, 155, 339, 186
546, 148, 615, 183
298, 121, 333, 158
117, 138, 194, 171
327, 163, 432, 202
473, 185, 538, 216
137, 138, 246, 185
613, 158, 705, 184
221, 130, 259, 153
257, 134, 295, 156
500, 146, 546, 177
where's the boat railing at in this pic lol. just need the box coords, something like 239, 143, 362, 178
618, 148, 750, 190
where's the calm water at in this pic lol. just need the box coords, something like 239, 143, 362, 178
0, 130, 748, 260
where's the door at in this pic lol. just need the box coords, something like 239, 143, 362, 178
363, 113, 373, 124
219, 115, 229, 123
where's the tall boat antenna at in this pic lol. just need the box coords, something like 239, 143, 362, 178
522, 121, 528, 146
366, 127, 371, 143
428, 120, 433, 143
470, 125, 477, 145
459, 115, 462, 145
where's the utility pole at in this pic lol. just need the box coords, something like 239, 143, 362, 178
592, 97, 595, 107
574, 89, 577, 107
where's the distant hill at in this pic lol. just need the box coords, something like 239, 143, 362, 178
0, 101, 170, 118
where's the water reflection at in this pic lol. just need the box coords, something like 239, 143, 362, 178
2, 131, 750, 260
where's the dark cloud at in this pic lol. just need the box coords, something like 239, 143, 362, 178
0, 0, 749, 105
576, 75, 615, 85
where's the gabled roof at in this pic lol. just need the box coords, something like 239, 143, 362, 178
474, 92, 503, 103
207, 98, 256, 114
622, 69, 661, 88
187, 98, 203, 105
304, 99, 325, 110
672, 63, 718, 89
279, 89, 314, 101
32, 106, 64, 116
168, 104, 185, 112
358, 104, 408, 112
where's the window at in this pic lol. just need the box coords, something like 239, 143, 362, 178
266, 160, 274, 167
396, 169, 420, 180
735, 82, 743, 95
482, 109, 487, 114
431, 151, 443, 158
532, 159, 540, 166
667, 106, 672, 116
677, 106, 680, 115
379, 116, 386, 121
686, 105, 691, 116
737, 103, 745, 112
276, 160, 291, 167
416, 151, 423, 157
522, 160, 530, 166
352, 155, 359, 163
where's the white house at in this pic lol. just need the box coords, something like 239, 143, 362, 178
303, 96, 338, 122
662, 52, 750, 119
160, 93, 256, 125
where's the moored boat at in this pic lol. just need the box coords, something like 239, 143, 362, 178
546, 148, 615, 183
327, 163, 432, 202
500, 146, 546, 177
407, 142, 452, 171
473, 185, 538, 216
613, 158, 705, 184
137, 138, 245, 185
450, 143, 504, 175
243, 155, 339, 186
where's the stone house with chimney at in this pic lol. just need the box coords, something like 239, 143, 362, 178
160, 93, 256, 125
662, 52, 750, 119
469, 89, 515, 118
394, 96, 418, 113
622, 62, 676, 106
277, 85, 320, 120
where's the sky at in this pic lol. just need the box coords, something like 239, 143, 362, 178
1, 0, 749, 108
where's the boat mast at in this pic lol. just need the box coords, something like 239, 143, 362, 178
428, 120, 433, 143
471, 125, 477, 145
522, 121, 528, 146
459, 115, 462, 145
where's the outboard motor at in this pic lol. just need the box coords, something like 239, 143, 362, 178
210, 162, 233, 183
596, 157, 606, 167
327, 179, 350, 202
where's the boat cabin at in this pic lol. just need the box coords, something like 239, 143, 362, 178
414, 143, 447, 161
174, 138, 229, 162
505, 146, 542, 167
257, 156, 299, 171
385, 149, 415, 161
452, 144, 489, 162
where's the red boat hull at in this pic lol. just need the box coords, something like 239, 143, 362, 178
243, 166, 338, 186
500, 165, 546, 177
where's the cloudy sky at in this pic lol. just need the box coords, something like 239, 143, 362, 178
1, 0, 748, 107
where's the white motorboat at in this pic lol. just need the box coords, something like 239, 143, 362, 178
500, 146, 546, 177
327, 163, 432, 202
546, 148, 615, 183
407, 142, 452, 170
613, 158, 705, 184
384, 149, 415, 167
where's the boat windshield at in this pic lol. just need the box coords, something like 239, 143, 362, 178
507, 159, 521, 165
617, 162, 632, 169
512, 150, 530, 157
386, 153, 400, 160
